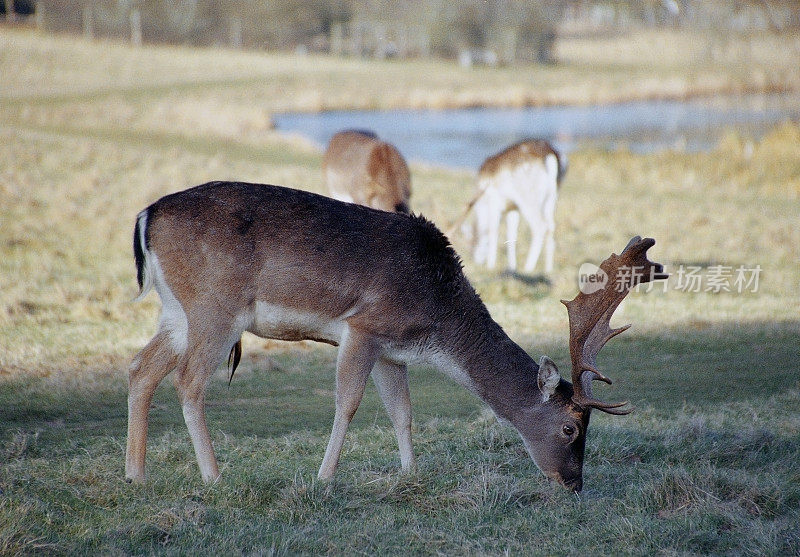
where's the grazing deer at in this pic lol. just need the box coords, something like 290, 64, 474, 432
469, 139, 566, 274
323, 130, 412, 213
125, 181, 665, 491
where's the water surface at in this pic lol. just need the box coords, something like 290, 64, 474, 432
273, 93, 800, 169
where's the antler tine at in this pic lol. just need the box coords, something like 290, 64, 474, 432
564, 237, 667, 414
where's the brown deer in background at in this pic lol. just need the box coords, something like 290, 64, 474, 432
323, 129, 412, 213
126, 181, 665, 491
469, 139, 566, 274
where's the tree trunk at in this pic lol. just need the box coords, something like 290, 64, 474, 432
82, 4, 93, 40
130, 6, 142, 46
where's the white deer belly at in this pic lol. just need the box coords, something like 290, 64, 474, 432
248, 302, 345, 344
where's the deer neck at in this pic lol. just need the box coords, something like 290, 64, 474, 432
432, 291, 540, 423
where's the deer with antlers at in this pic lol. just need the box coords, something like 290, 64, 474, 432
126, 181, 666, 491
323, 130, 412, 213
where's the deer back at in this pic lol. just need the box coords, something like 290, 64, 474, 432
139, 182, 454, 345
479, 139, 565, 185
323, 130, 411, 213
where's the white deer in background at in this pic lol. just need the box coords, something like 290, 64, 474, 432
323, 129, 412, 213
470, 139, 566, 274
125, 180, 666, 492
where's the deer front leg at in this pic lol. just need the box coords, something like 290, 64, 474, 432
126, 332, 178, 483
318, 326, 380, 480
372, 358, 415, 472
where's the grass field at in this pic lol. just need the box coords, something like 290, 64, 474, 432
1, 28, 800, 555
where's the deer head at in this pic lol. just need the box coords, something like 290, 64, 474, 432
515, 236, 667, 491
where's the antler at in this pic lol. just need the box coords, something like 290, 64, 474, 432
562, 237, 668, 414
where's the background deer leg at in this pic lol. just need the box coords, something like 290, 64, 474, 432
542, 191, 557, 273
318, 327, 380, 479
504, 209, 520, 271
126, 331, 178, 483
473, 192, 502, 268
473, 198, 503, 269
484, 207, 502, 269
522, 210, 546, 274
372, 358, 415, 472
473, 214, 489, 266
542, 216, 555, 273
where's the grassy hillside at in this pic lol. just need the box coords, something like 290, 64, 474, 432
1, 28, 799, 555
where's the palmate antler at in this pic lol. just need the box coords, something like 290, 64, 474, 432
563, 237, 668, 414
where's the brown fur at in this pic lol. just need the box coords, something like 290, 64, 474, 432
323, 130, 411, 213
478, 138, 565, 184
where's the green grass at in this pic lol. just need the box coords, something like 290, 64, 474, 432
1, 28, 800, 555
2, 390, 799, 554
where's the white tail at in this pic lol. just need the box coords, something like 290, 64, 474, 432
323, 130, 411, 213
470, 139, 565, 274
126, 181, 659, 491
132, 211, 155, 302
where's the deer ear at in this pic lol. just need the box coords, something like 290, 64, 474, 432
537, 356, 560, 401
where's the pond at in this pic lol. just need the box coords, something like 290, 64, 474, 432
273, 93, 800, 169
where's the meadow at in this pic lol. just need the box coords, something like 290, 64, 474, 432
1, 28, 799, 555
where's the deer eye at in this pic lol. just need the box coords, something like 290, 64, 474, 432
562, 425, 576, 436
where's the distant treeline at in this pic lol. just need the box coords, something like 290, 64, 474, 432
10, 1, 800, 63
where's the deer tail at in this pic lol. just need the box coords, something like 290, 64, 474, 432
227, 339, 242, 385
133, 209, 155, 302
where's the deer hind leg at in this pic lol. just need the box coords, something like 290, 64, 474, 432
474, 201, 502, 269
542, 217, 555, 274
542, 194, 557, 273
126, 331, 179, 483
521, 207, 547, 274
504, 209, 520, 271
173, 328, 240, 484
472, 210, 489, 266
372, 358, 415, 472
318, 326, 380, 480
523, 227, 544, 274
